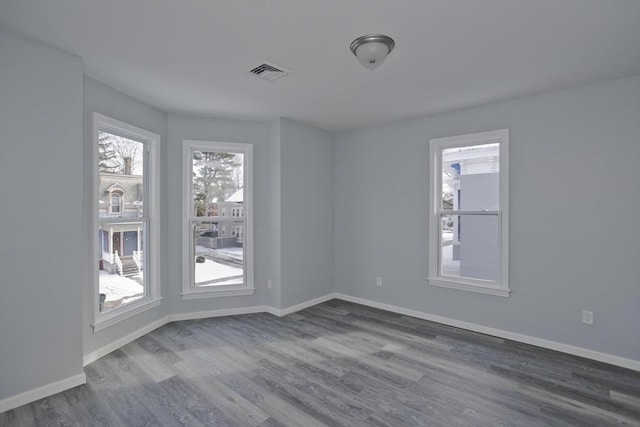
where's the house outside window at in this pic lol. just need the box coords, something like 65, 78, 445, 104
428, 129, 510, 297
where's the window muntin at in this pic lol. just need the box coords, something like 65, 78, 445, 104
93, 114, 160, 330
429, 129, 509, 297
182, 141, 254, 299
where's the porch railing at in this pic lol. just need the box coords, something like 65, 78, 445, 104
132, 250, 143, 273
114, 250, 123, 276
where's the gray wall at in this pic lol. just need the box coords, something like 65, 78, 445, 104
268, 120, 282, 309
82, 77, 169, 355
0, 33, 84, 400
280, 119, 335, 307
334, 75, 640, 360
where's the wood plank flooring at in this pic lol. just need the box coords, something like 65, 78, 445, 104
2, 300, 639, 426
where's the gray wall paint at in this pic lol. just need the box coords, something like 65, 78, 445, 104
0, 33, 84, 399
166, 115, 274, 313
334, 76, 640, 360
280, 119, 335, 307
82, 77, 169, 355
268, 120, 282, 309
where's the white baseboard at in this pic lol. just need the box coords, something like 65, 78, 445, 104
334, 293, 640, 372
0, 372, 86, 414
83, 315, 171, 366
267, 293, 338, 317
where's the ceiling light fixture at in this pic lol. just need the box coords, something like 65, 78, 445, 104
350, 34, 395, 70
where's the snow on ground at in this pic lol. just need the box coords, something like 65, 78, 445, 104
195, 258, 243, 285
99, 270, 143, 302
215, 247, 243, 260
196, 245, 243, 261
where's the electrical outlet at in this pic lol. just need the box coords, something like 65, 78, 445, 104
376, 277, 382, 287
267, 279, 272, 289
582, 310, 594, 325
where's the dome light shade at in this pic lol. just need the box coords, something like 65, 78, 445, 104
350, 34, 395, 70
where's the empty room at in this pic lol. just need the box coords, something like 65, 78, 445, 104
1, 0, 639, 425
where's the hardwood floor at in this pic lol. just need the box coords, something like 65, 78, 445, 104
2, 300, 639, 426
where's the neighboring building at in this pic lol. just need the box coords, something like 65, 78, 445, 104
217, 188, 244, 245
98, 171, 144, 276
443, 144, 500, 281
196, 188, 244, 249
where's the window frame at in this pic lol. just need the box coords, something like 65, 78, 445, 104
92, 113, 161, 332
181, 140, 254, 299
428, 129, 510, 297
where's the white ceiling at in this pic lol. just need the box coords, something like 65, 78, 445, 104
1, 0, 639, 131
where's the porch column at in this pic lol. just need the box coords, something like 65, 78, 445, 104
108, 228, 113, 259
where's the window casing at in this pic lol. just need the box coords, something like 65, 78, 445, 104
428, 129, 509, 297
182, 140, 254, 299
93, 113, 161, 331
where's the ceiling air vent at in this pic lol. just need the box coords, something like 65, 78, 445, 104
249, 61, 290, 81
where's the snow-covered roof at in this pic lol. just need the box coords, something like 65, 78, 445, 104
225, 188, 243, 202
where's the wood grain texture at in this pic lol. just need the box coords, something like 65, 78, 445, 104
2, 300, 639, 426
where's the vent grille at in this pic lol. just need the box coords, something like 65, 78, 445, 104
249, 61, 290, 81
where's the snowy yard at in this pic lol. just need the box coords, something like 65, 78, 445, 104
195, 245, 243, 286
195, 259, 243, 286
99, 270, 144, 310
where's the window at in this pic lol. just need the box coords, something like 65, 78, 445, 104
182, 140, 254, 299
232, 225, 244, 241
93, 113, 161, 331
110, 191, 122, 214
428, 129, 509, 297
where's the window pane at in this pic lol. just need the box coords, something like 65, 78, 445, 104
442, 143, 499, 210
98, 222, 145, 312
440, 214, 499, 281
98, 131, 145, 218
192, 151, 244, 218
193, 220, 244, 287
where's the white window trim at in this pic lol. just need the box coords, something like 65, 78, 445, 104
92, 113, 162, 331
182, 140, 254, 299
428, 129, 510, 297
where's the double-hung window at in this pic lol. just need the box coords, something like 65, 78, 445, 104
93, 113, 161, 331
182, 140, 254, 299
428, 129, 510, 297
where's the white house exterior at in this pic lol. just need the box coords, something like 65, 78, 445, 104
98, 172, 144, 276
443, 144, 500, 281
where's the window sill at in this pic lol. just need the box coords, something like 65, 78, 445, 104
181, 287, 255, 300
93, 297, 162, 332
428, 278, 510, 297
